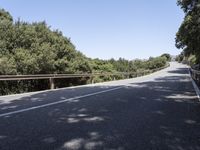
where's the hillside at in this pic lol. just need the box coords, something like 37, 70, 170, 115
0, 8, 169, 95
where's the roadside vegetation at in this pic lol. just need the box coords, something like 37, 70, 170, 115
0, 9, 170, 95
175, 0, 200, 66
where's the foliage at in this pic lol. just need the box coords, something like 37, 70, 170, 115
145, 56, 167, 70
161, 53, 171, 61
175, 53, 184, 62
0, 8, 168, 95
91, 59, 115, 73
176, 0, 200, 63
0, 56, 16, 74
188, 54, 196, 65
0, 9, 13, 22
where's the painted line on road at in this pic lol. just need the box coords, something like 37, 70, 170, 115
0, 86, 123, 118
188, 69, 200, 101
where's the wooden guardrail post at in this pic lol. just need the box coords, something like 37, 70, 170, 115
49, 78, 55, 89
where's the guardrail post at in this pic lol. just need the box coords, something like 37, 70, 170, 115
113, 76, 116, 80
198, 76, 200, 86
127, 74, 129, 79
90, 76, 94, 84
49, 78, 55, 89
122, 74, 125, 79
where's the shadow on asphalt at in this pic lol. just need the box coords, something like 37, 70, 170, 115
167, 67, 189, 75
0, 67, 200, 150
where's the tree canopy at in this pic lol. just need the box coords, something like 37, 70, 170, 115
0, 8, 169, 95
176, 0, 200, 63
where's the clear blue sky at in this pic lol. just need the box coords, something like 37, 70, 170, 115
0, 0, 184, 60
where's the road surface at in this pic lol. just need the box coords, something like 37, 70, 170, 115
0, 62, 200, 150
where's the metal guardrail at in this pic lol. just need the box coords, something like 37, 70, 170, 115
0, 73, 132, 89
190, 67, 200, 85
0, 74, 92, 80
0, 64, 169, 90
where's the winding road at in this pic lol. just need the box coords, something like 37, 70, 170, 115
0, 62, 200, 150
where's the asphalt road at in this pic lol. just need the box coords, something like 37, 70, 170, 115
0, 62, 200, 150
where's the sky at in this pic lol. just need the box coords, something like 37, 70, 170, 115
0, 0, 184, 60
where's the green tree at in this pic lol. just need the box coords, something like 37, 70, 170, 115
0, 9, 13, 22
0, 8, 169, 95
146, 56, 167, 70
161, 53, 171, 61
0, 57, 16, 75
176, 0, 200, 63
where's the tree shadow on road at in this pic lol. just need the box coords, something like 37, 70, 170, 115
167, 67, 189, 75
0, 67, 200, 150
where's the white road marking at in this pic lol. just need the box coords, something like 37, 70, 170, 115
0, 86, 122, 117
0, 62, 196, 118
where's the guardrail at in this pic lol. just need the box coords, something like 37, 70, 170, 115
0, 73, 131, 89
190, 66, 200, 85
0, 64, 170, 91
